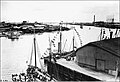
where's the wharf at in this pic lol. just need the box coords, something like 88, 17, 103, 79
56, 58, 120, 81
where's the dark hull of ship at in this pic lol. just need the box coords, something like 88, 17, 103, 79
44, 58, 100, 81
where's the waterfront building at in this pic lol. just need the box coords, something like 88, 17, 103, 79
76, 37, 120, 76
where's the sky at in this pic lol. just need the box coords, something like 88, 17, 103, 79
1, 1, 119, 23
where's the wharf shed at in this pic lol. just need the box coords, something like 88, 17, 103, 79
75, 37, 120, 75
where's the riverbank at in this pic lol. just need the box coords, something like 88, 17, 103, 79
0, 22, 70, 34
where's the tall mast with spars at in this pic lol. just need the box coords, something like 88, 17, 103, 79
34, 26, 37, 67
73, 36, 75, 51
59, 21, 62, 54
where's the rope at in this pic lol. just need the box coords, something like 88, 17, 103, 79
74, 38, 78, 49
74, 27, 82, 46
51, 31, 59, 47
29, 43, 33, 65
69, 40, 72, 51
97, 28, 102, 41
36, 41, 45, 72
62, 39, 67, 52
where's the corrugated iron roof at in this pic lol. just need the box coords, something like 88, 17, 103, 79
76, 37, 120, 58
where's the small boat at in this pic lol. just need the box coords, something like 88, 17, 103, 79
7, 31, 20, 39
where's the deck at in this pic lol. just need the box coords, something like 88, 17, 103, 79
56, 58, 120, 81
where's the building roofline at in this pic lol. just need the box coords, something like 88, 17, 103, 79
75, 38, 120, 58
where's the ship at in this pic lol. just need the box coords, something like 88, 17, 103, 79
11, 27, 56, 82
7, 31, 20, 39
11, 23, 120, 81
44, 25, 120, 81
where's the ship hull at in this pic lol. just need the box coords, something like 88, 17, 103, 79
44, 58, 100, 81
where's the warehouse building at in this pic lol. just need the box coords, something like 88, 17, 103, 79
75, 37, 120, 76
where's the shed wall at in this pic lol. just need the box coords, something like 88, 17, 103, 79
76, 46, 120, 72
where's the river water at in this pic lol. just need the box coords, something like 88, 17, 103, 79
1, 25, 119, 81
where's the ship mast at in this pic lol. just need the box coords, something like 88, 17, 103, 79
49, 36, 52, 62
34, 27, 37, 67
59, 21, 62, 54
73, 36, 75, 51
